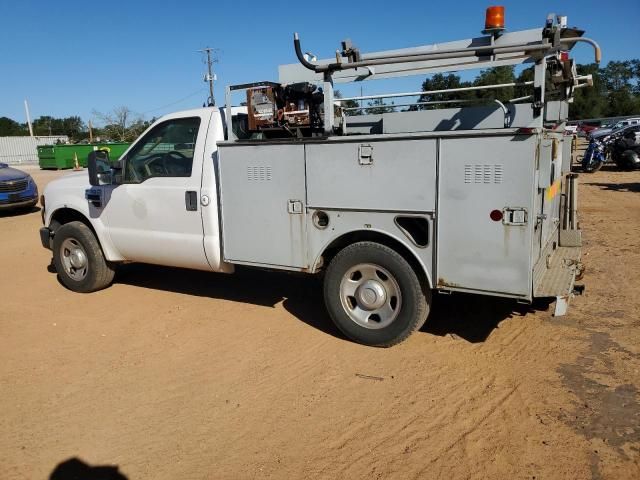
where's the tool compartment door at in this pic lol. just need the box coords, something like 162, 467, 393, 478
437, 135, 536, 297
217, 143, 307, 269
305, 139, 437, 212
539, 136, 564, 250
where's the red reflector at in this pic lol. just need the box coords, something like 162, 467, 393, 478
560, 51, 569, 61
490, 209, 503, 222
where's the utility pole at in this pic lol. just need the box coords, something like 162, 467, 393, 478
24, 99, 34, 137
199, 47, 218, 106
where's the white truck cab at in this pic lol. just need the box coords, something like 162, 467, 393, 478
41, 107, 233, 274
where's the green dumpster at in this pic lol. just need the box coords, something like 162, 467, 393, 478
37, 143, 130, 169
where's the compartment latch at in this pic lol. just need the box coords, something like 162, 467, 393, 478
358, 144, 373, 165
287, 200, 304, 214
503, 207, 527, 226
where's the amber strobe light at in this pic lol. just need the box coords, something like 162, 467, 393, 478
484, 6, 505, 31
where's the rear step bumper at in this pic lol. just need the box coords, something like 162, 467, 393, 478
533, 231, 583, 316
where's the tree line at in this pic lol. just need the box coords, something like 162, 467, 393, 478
340, 59, 640, 119
0, 107, 154, 142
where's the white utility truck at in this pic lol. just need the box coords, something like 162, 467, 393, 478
39, 9, 598, 346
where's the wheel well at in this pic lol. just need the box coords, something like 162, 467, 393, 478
50, 208, 97, 238
318, 230, 432, 288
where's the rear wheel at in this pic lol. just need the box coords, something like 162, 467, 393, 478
52, 221, 115, 293
323, 242, 431, 347
620, 150, 640, 170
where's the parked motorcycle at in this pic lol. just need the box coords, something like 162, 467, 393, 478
581, 137, 609, 172
582, 124, 640, 172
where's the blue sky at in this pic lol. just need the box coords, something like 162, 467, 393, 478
1, 0, 638, 124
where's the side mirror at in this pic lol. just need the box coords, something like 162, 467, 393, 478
88, 150, 111, 186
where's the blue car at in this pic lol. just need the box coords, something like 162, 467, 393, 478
0, 163, 38, 210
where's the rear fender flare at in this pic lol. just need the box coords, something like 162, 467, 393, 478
312, 228, 433, 289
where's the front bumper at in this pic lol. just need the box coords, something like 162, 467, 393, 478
0, 196, 38, 210
39, 227, 52, 250
0, 180, 38, 210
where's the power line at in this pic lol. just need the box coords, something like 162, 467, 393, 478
141, 88, 207, 114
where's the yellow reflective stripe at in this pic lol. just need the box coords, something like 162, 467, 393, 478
546, 178, 561, 201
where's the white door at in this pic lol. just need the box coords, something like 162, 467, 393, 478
102, 112, 213, 271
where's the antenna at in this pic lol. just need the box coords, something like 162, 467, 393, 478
198, 47, 219, 106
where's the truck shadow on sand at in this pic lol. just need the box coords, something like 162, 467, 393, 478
50, 457, 128, 479
583, 181, 640, 193
113, 264, 535, 344
424, 293, 539, 343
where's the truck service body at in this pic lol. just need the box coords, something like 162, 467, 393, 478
39, 11, 598, 346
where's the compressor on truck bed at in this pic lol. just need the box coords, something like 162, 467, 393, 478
39, 7, 599, 346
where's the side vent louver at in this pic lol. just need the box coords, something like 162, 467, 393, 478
247, 166, 272, 181
464, 164, 504, 184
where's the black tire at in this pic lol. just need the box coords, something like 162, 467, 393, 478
612, 151, 623, 169
620, 150, 640, 171
323, 241, 431, 347
582, 159, 601, 173
52, 221, 115, 293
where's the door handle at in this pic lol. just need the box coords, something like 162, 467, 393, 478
185, 191, 198, 211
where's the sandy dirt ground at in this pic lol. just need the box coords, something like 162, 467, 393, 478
1, 159, 639, 480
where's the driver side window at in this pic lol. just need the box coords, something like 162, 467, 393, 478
123, 117, 201, 183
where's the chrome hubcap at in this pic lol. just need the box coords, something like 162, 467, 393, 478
356, 280, 387, 310
340, 263, 402, 329
60, 238, 88, 281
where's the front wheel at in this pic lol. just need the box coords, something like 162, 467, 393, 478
323, 242, 431, 347
582, 153, 602, 173
52, 221, 115, 293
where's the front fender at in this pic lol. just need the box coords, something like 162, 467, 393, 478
46, 201, 124, 262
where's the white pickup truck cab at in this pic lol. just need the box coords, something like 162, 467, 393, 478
41, 107, 235, 275
43, 108, 233, 268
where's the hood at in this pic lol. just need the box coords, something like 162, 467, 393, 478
0, 164, 31, 182
590, 128, 613, 139
593, 125, 632, 139
44, 170, 90, 192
